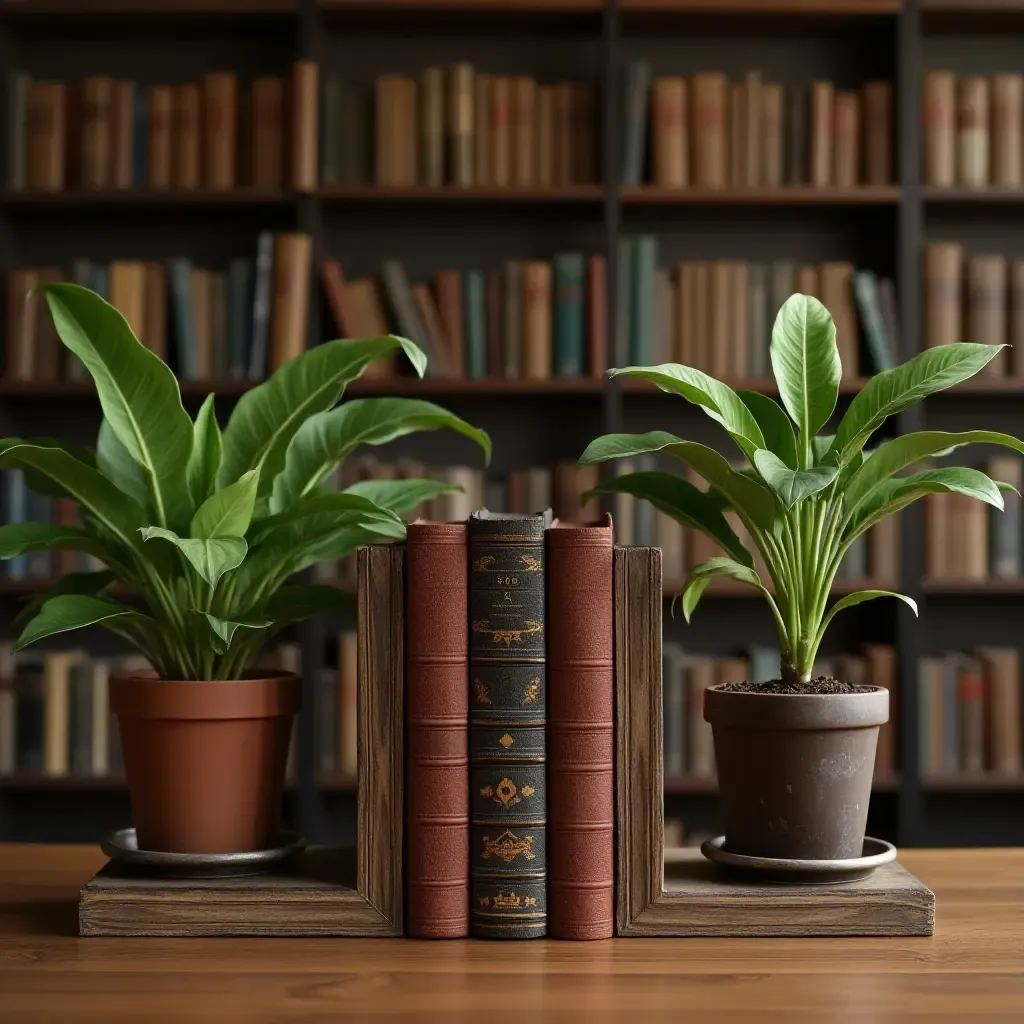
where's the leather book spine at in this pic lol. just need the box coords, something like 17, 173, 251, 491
406, 522, 470, 939
547, 517, 614, 940
469, 511, 550, 940
923, 71, 955, 188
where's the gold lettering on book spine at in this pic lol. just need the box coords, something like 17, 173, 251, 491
471, 620, 543, 647
481, 831, 536, 863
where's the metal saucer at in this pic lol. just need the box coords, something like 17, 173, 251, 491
101, 827, 306, 878
700, 835, 898, 884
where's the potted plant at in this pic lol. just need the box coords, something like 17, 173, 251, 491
579, 293, 1024, 862
0, 283, 490, 854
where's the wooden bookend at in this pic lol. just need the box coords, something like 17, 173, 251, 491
79, 544, 404, 938
613, 546, 935, 938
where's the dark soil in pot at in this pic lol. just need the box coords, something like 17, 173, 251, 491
703, 680, 889, 861
111, 671, 301, 855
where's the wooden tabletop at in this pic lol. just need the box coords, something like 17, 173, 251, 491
1, 845, 1023, 1022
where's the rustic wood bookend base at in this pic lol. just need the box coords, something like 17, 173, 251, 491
613, 547, 935, 938
79, 546, 404, 939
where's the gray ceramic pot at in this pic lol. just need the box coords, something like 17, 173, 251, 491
703, 684, 889, 860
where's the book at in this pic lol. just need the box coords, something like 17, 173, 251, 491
203, 72, 238, 190
90, 660, 110, 776
26, 81, 66, 190
958, 656, 985, 773
546, 515, 613, 940
728, 82, 744, 187
1012, 261, 1024, 379
469, 510, 551, 939
652, 76, 687, 188
381, 259, 435, 369
70, 656, 93, 776
924, 242, 963, 349
923, 71, 955, 187
110, 81, 134, 189
413, 283, 455, 377
744, 70, 761, 187
502, 261, 522, 379
692, 72, 727, 188
747, 263, 769, 377
632, 235, 658, 366
761, 82, 783, 187
320, 75, 341, 185
148, 85, 173, 188
339, 85, 370, 185
513, 76, 536, 187
491, 76, 512, 188
167, 259, 197, 380
81, 75, 113, 189
7, 72, 29, 188
809, 80, 833, 187
43, 651, 75, 777
464, 270, 487, 380
15, 659, 44, 773
268, 233, 312, 371
587, 254, 607, 379
435, 270, 466, 377
173, 82, 201, 188
957, 75, 989, 188
991, 74, 1022, 188
554, 252, 585, 377
405, 521, 470, 939
420, 67, 445, 188
786, 85, 807, 186
863, 81, 892, 185
485, 270, 502, 377
687, 658, 716, 778
853, 269, 894, 372
832, 90, 859, 188
980, 647, 1021, 775
474, 73, 491, 187
623, 61, 651, 186
132, 85, 148, 187
522, 261, 552, 380
292, 60, 319, 191
448, 63, 474, 188
252, 75, 285, 189
989, 456, 1022, 579
248, 231, 275, 381
967, 254, 1008, 376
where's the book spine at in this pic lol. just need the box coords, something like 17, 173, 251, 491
167, 259, 197, 379
28, 82, 66, 190
320, 74, 341, 186
252, 76, 284, 190
148, 86, 172, 188
623, 61, 651, 186
863, 80, 892, 185
485, 270, 502, 379
522, 261, 552, 380
292, 60, 319, 191
853, 269, 894, 372
474, 73, 491, 188
421, 67, 445, 188
173, 83, 200, 189
662, 645, 684, 777
491, 76, 512, 188
461, 270, 486, 379
248, 231, 275, 381
652, 76, 687, 188
43, 655, 70, 777
131, 85, 148, 188
924, 242, 963, 349
923, 71, 955, 188
747, 262, 768, 377
536, 85, 555, 188
760, 82, 783, 187
8, 72, 29, 189
554, 252, 585, 377
587, 254, 607, 380
227, 259, 251, 379
142, 258, 167, 359
513, 76, 537, 187
728, 82, 745, 187
968, 254, 1008, 376
1011, 260, 1024, 379
381, 258, 435, 368
70, 660, 92, 776
632, 236, 657, 366
687, 658, 716, 777
810, 80, 834, 188
957, 75, 990, 188
692, 72, 726, 188
992, 75, 1023, 187
268, 233, 312, 371
406, 522, 470, 938
866, 645, 897, 778
832, 90, 859, 188
503, 261, 523, 378
709, 261, 731, 380
436, 270, 465, 377
730, 261, 748, 379
339, 85, 370, 185
958, 658, 985, 773
988, 456, 1021, 577
448, 63, 474, 188
81, 75, 113, 189
470, 511, 549, 939
110, 80, 135, 189
90, 663, 110, 776
203, 72, 238, 189
547, 516, 613, 941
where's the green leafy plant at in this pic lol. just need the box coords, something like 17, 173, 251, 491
0, 283, 490, 680
579, 293, 1024, 685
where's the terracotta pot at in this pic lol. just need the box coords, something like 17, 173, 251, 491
110, 671, 301, 854
703, 685, 889, 860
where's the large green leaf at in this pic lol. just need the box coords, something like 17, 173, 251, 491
251, 490, 404, 537
579, 431, 777, 530
607, 364, 765, 459
832, 343, 1007, 465
0, 521, 109, 561
769, 293, 841, 450
582, 470, 753, 566
269, 398, 491, 513
140, 527, 247, 588
14, 594, 138, 652
679, 556, 767, 623
0, 442, 145, 551
218, 335, 427, 491
187, 394, 222, 507
847, 466, 1005, 539
816, 590, 918, 646
190, 469, 260, 539
843, 430, 1024, 518
753, 449, 839, 510
342, 478, 462, 519
739, 391, 798, 470
263, 584, 355, 623
14, 569, 117, 626
96, 420, 150, 508
202, 612, 272, 653
41, 282, 193, 530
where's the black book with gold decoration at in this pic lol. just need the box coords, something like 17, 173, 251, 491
469, 509, 551, 939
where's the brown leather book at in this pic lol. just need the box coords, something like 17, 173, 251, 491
820, 262, 858, 379
405, 521, 470, 939
522, 260, 552, 379
81, 75, 113, 188
760, 82, 783, 187
967, 254, 1008, 376
268, 232, 312, 371
957, 75, 990, 188
692, 72, 727, 188
251, 76, 285, 189
979, 647, 1021, 774
435, 270, 465, 377
143, 262, 167, 360
924, 242, 963, 348
744, 70, 761, 187
865, 645, 898, 778
810, 80, 834, 188
832, 91, 859, 188
420, 67, 445, 188
474, 73, 491, 187
320, 260, 351, 336
27, 82, 67, 191
148, 86, 173, 188
485, 269, 502, 377
547, 516, 614, 941
110, 81, 134, 189
728, 82, 745, 187
292, 60, 319, 191
109, 261, 146, 342
1011, 260, 1024, 378
962, 494, 988, 580
957, 657, 985, 773
191, 268, 214, 380
536, 85, 555, 188
709, 261, 731, 379
5, 270, 39, 380
512, 76, 537, 187
923, 71, 955, 188
587, 254, 607, 379
341, 276, 395, 378
412, 282, 455, 377
490, 77, 512, 188
796, 264, 819, 297
203, 72, 238, 189
862, 81, 892, 185
652, 76, 687, 188
992, 74, 1023, 188
173, 83, 201, 189
554, 82, 575, 186
447, 62, 474, 187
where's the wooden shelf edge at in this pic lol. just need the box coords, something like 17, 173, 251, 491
622, 0, 899, 11
0, 188, 296, 206
318, 0, 600, 9
1, 0, 297, 13
621, 185, 900, 205
924, 186, 1024, 202
318, 185, 603, 201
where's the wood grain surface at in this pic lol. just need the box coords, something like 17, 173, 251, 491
2, 844, 1024, 1022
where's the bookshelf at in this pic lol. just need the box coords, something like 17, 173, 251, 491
2, 0, 1024, 852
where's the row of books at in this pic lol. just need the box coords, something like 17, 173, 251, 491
8, 64, 318, 192
321, 255, 607, 381
618, 240, 900, 379
925, 459, 1024, 581
663, 645, 899, 780
0, 644, 301, 779
923, 72, 1024, 190
323, 67, 598, 190
4, 233, 312, 384
924, 243, 1024, 378
625, 66, 892, 189
918, 649, 1022, 776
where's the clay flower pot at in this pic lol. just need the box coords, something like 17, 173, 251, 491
110, 670, 301, 854
703, 685, 889, 861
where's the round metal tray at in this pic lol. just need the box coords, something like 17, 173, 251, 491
700, 835, 898, 884
101, 828, 306, 878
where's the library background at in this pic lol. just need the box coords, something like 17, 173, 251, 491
1, 0, 1022, 850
